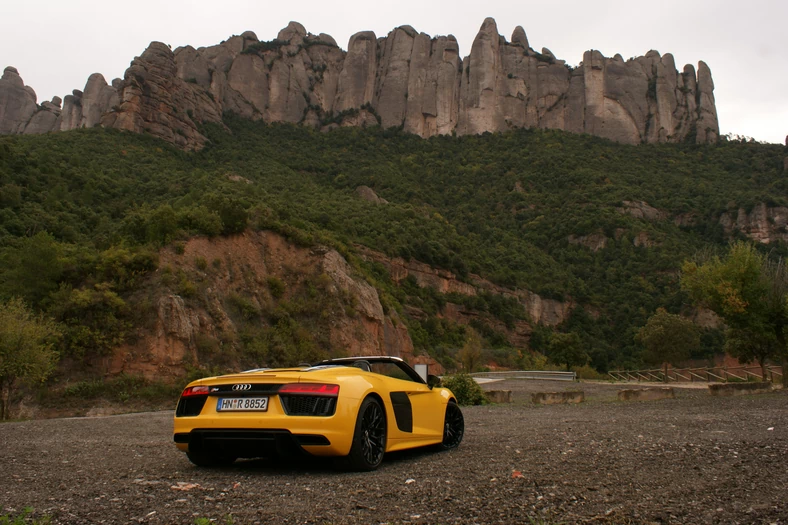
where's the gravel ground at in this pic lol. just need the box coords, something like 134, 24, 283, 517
1, 380, 787, 525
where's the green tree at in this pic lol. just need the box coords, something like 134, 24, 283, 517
457, 328, 483, 372
681, 242, 788, 386
635, 307, 700, 381
177, 206, 223, 237
204, 195, 249, 235
48, 283, 129, 357
0, 298, 60, 419
724, 327, 775, 380
548, 331, 588, 371
0, 232, 63, 307
147, 205, 178, 245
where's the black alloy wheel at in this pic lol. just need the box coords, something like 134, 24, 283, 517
440, 400, 464, 450
347, 397, 387, 471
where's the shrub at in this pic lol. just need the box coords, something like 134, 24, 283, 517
194, 256, 208, 271
160, 265, 175, 287
267, 276, 286, 299
195, 333, 221, 356
62, 375, 179, 403
177, 276, 197, 298
573, 364, 606, 380
184, 364, 228, 384
442, 373, 487, 406
227, 293, 260, 320
63, 380, 104, 398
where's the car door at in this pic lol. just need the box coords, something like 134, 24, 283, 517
383, 376, 445, 440
401, 380, 445, 438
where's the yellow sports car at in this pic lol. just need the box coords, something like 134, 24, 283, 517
173, 356, 464, 470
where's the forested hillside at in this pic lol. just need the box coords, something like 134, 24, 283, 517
0, 117, 785, 377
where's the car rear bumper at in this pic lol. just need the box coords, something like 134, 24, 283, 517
174, 428, 336, 458
173, 401, 358, 457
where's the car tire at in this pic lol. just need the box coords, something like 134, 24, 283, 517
186, 449, 236, 468
346, 396, 387, 471
438, 400, 464, 450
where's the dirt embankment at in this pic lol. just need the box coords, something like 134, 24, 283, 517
1, 381, 786, 524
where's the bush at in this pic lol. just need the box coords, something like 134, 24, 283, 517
227, 293, 260, 320
62, 374, 180, 403
573, 364, 606, 380
441, 372, 487, 406
184, 364, 228, 384
48, 283, 130, 357
177, 275, 197, 298
267, 276, 285, 299
63, 380, 104, 398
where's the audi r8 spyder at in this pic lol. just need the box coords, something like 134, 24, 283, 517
173, 356, 464, 470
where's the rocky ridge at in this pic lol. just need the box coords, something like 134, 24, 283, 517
1, 18, 718, 149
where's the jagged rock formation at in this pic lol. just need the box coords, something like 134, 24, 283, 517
102, 42, 225, 149
0, 67, 56, 134
719, 203, 788, 244
1, 18, 718, 149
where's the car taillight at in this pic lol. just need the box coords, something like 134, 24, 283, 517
279, 384, 339, 397
182, 385, 210, 397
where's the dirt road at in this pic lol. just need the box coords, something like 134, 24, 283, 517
2, 381, 786, 524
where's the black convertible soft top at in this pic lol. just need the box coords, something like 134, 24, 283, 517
314, 356, 426, 384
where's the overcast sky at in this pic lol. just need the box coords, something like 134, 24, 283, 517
2, 0, 786, 144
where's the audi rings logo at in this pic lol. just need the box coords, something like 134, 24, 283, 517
232, 384, 252, 391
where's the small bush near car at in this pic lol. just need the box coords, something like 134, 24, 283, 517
442, 373, 487, 406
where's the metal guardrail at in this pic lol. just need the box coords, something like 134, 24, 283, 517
471, 370, 577, 382
608, 365, 783, 383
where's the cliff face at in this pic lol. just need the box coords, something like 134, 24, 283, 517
107, 231, 570, 380
111, 231, 426, 379
1, 18, 718, 149
719, 203, 788, 244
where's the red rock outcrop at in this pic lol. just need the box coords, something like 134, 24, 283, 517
108, 232, 428, 379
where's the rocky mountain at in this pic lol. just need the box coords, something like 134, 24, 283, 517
1, 18, 718, 150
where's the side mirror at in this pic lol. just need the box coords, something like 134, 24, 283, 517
427, 374, 442, 389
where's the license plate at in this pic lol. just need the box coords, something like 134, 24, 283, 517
216, 397, 269, 411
